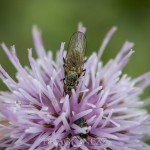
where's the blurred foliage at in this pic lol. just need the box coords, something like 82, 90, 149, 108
0, 0, 150, 94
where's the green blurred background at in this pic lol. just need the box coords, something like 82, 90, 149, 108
0, 0, 150, 95
0, 0, 150, 144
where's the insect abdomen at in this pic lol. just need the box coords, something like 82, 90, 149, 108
64, 70, 78, 96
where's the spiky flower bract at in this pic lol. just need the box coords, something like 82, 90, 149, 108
0, 24, 150, 150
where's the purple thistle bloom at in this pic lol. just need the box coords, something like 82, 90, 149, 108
0, 24, 150, 150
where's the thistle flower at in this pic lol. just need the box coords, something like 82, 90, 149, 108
0, 24, 150, 150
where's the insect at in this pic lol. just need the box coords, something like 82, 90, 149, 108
63, 31, 86, 97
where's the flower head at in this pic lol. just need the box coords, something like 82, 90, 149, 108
0, 24, 150, 150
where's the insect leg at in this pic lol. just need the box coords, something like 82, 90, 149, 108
82, 69, 86, 76
63, 63, 67, 68
63, 83, 67, 96
63, 57, 66, 63
60, 78, 65, 83
63, 62, 69, 76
